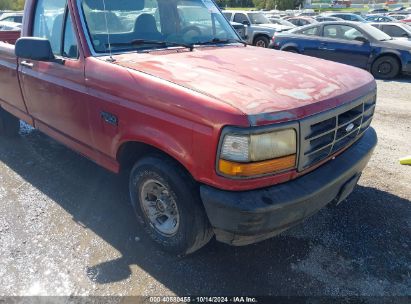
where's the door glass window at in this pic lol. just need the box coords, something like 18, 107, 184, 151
233, 13, 248, 24
223, 12, 232, 21
301, 26, 319, 36
382, 25, 407, 37
289, 19, 298, 26
63, 13, 79, 58
324, 25, 365, 41
247, 13, 269, 25
32, 0, 67, 54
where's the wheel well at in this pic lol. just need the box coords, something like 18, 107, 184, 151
253, 34, 270, 43
282, 46, 299, 52
116, 141, 192, 178
371, 53, 402, 70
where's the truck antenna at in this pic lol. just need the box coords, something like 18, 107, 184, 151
102, 0, 115, 62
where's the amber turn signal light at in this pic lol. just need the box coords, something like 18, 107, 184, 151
218, 154, 296, 177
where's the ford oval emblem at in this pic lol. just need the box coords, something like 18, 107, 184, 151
346, 123, 355, 133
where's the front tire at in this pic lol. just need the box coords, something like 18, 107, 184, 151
371, 56, 400, 79
129, 155, 213, 256
253, 36, 269, 48
0, 107, 19, 137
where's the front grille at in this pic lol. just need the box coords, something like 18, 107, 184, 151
298, 92, 376, 171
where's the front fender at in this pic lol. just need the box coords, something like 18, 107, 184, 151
115, 119, 196, 176
368, 48, 404, 70
252, 30, 274, 39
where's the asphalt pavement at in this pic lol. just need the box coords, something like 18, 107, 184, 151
0, 77, 410, 297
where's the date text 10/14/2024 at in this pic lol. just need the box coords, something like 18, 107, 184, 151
149, 297, 258, 303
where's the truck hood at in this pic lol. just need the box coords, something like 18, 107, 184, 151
111, 46, 375, 125
266, 24, 294, 32
252, 24, 279, 32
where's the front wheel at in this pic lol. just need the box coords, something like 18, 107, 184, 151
129, 155, 213, 256
0, 107, 19, 137
371, 56, 400, 79
253, 36, 269, 48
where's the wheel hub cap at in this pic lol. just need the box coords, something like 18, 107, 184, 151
140, 179, 180, 236
379, 62, 391, 75
256, 40, 266, 47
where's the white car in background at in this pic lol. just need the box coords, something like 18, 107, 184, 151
0, 12, 23, 24
371, 22, 411, 40
0, 21, 21, 31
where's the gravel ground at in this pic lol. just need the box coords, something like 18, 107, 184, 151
0, 77, 410, 297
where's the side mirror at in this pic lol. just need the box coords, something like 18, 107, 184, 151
242, 20, 250, 26
354, 36, 368, 43
15, 37, 56, 62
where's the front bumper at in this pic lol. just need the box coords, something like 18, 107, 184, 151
200, 127, 377, 246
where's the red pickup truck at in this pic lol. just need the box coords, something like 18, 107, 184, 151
0, 0, 377, 255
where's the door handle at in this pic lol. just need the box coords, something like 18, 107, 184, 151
319, 45, 335, 51
319, 43, 328, 50
21, 61, 34, 68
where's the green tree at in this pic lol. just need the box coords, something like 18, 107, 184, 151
252, 0, 304, 10
215, 0, 255, 8
0, 0, 24, 10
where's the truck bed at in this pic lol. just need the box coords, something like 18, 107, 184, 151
0, 30, 20, 44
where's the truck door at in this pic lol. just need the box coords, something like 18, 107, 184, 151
233, 13, 251, 44
18, 0, 92, 146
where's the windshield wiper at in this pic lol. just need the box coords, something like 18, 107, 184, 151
195, 38, 247, 47
107, 39, 194, 51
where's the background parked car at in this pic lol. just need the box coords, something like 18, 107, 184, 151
315, 16, 344, 22
401, 15, 411, 24
371, 22, 411, 40
297, 9, 317, 17
270, 21, 411, 79
286, 17, 318, 27
390, 15, 408, 21
368, 8, 389, 14
267, 17, 296, 29
0, 21, 21, 31
268, 17, 296, 31
365, 15, 398, 23
223, 10, 283, 47
325, 13, 368, 22
0, 12, 23, 24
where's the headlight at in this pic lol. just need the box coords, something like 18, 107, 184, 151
218, 128, 297, 178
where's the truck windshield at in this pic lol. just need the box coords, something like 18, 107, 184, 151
81, 0, 239, 53
247, 13, 270, 25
